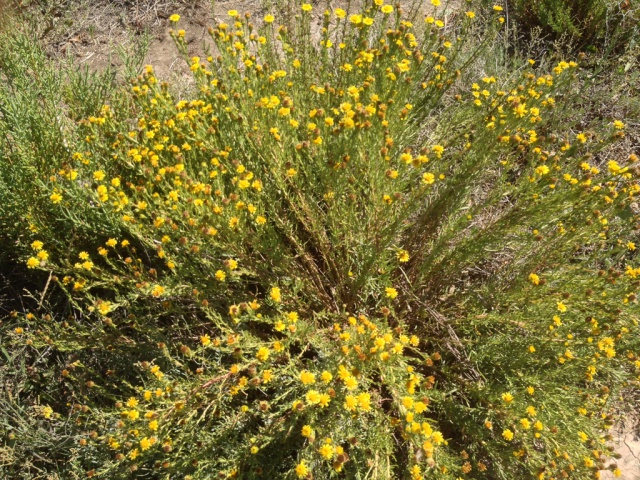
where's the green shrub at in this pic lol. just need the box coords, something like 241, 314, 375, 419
506, 0, 640, 52
1, 2, 639, 479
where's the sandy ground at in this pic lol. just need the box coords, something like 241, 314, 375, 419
30, 0, 461, 84
601, 420, 640, 480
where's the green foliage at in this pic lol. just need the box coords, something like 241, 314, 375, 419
1, 2, 639, 480
507, 0, 640, 52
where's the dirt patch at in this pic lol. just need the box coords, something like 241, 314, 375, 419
601, 421, 640, 480
29, 0, 213, 83
31, 0, 456, 84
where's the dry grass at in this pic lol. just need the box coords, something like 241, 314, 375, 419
0, 0, 18, 32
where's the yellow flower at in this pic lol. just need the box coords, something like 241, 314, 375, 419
338, 365, 351, 380
397, 249, 410, 262
344, 395, 358, 411
535, 164, 550, 175
502, 429, 514, 441
31, 240, 43, 251
151, 285, 165, 297
343, 375, 358, 390
613, 120, 625, 130
106, 238, 117, 248
318, 393, 331, 407
229, 217, 239, 229
353, 392, 370, 411
264, 14, 274, 23
381, 4, 393, 13
50, 192, 62, 204
27, 257, 39, 268
335, 8, 346, 18
608, 160, 623, 174
215, 270, 226, 281
139, 437, 152, 450
306, 390, 321, 404
501, 392, 514, 403
321, 371, 333, 383
422, 172, 435, 184
148, 420, 158, 431
385, 287, 398, 299
169, 14, 180, 22
295, 460, 310, 478
414, 401, 427, 413
431, 0, 440, 5
301, 425, 313, 437
528, 273, 540, 285
299, 370, 316, 385
466, 11, 475, 18
98, 302, 111, 315
256, 347, 270, 362
270, 287, 281, 302
401, 152, 413, 163
228, 9, 238, 17
557, 302, 567, 312
318, 443, 334, 460
301, 3, 312, 11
